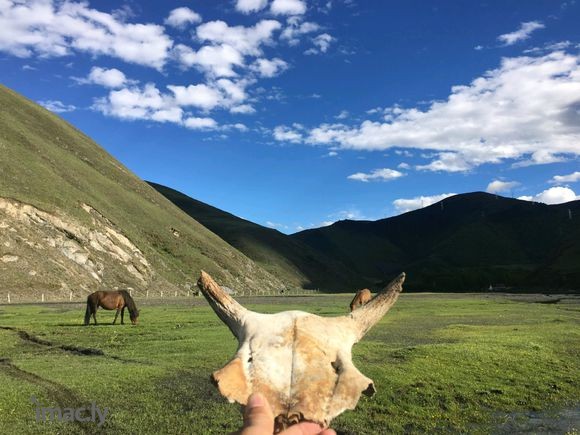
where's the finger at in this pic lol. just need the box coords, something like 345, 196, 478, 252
241, 393, 274, 435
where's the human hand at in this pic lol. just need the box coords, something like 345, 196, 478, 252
238, 393, 336, 435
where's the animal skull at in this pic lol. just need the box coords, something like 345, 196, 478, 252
197, 271, 405, 432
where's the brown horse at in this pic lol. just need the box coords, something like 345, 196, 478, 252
349, 288, 372, 312
84, 290, 139, 326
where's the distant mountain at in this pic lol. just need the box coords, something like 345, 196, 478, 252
149, 182, 357, 291
0, 84, 284, 298
4, 83, 575, 296
293, 192, 580, 292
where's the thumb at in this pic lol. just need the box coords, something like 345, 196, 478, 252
241, 393, 274, 435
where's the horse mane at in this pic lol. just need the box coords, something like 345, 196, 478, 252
119, 290, 138, 318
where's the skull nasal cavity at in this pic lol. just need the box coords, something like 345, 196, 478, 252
363, 382, 376, 397
331, 359, 342, 375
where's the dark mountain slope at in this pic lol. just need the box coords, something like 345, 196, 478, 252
293, 192, 580, 292
149, 182, 358, 291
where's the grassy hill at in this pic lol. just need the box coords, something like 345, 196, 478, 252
0, 84, 284, 298
293, 192, 580, 292
149, 182, 357, 291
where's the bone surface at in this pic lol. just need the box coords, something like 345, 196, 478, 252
197, 271, 405, 432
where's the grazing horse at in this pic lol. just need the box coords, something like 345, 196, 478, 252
349, 288, 372, 312
84, 290, 139, 326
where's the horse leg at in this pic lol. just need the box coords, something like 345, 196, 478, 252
84, 301, 91, 326
113, 308, 120, 325
93, 305, 98, 325
121, 307, 125, 325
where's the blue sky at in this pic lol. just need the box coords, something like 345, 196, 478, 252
1, 0, 579, 233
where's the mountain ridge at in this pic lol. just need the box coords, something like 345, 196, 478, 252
148, 181, 358, 291
0, 84, 284, 298
293, 191, 580, 291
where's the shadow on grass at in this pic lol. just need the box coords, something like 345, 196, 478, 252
155, 369, 241, 433
56, 323, 137, 327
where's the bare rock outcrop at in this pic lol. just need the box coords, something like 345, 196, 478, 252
0, 197, 152, 297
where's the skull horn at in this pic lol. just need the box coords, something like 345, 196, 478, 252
197, 270, 249, 339
349, 272, 405, 340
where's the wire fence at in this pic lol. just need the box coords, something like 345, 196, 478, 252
0, 287, 324, 305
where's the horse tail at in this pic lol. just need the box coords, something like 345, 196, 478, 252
84, 296, 92, 325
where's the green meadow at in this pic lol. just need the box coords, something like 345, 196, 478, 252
0, 293, 578, 434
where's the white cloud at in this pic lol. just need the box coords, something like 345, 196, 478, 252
76, 66, 133, 88
0, 0, 173, 69
397, 162, 410, 169
486, 180, 520, 194
273, 125, 303, 143
251, 58, 288, 77
335, 110, 349, 120
270, 0, 307, 16
230, 104, 256, 114
266, 221, 289, 230
236, 0, 269, 14
164, 7, 202, 29
511, 149, 569, 167
524, 41, 577, 55
93, 82, 237, 131
230, 123, 249, 132
366, 106, 383, 115
174, 43, 245, 77
167, 84, 222, 110
335, 210, 364, 220
550, 171, 580, 184
150, 107, 183, 123
394, 149, 413, 157
93, 83, 170, 120
393, 193, 457, 214
216, 78, 250, 103
94, 77, 254, 124
321, 209, 366, 226
174, 20, 282, 78
498, 21, 545, 46
298, 50, 580, 172
183, 116, 218, 130
196, 20, 281, 57
347, 168, 404, 182
518, 186, 579, 204
415, 152, 472, 172
280, 17, 320, 45
39, 100, 76, 113
304, 33, 334, 55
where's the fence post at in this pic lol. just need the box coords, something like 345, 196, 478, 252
161, 291, 164, 298
174, 291, 177, 298
41, 293, 45, 303
146, 290, 149, 299
69, 291, 73, 302
7, 293, 10, 304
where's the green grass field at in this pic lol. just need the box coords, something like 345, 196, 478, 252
0, 293, 578, 434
